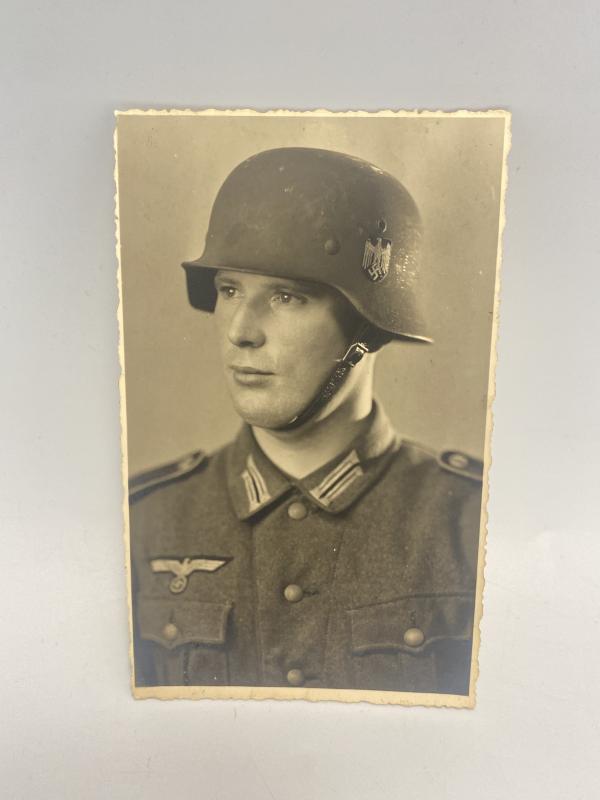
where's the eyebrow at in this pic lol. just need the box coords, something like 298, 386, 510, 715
271, 279, 320, 295
214, 274, 241, 285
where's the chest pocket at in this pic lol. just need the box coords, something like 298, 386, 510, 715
135, 597, 232, 687
347, 594, 475, 694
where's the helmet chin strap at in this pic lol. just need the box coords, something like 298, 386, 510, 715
276, 322, 387, 432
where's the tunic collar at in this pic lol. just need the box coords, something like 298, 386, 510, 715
225, 402, 399, 520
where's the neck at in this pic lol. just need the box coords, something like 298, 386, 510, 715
252, 368, 374, 479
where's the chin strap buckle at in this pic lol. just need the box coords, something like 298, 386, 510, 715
280, 331, 373, 431
340, 341, 370, 367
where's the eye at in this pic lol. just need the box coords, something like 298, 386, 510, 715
216, 284, 238, 299
273, 291, 305, 306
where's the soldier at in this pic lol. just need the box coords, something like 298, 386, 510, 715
128, 147, 483, 695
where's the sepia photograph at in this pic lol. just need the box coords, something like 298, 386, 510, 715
115, 109, 510, 706
7, 0, 600, 794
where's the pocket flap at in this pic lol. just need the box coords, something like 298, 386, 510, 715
137, 598, 232, 650
349, 594, 474, 655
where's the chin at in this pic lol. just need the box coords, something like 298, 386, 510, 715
229, 392, 300, 430
232, 403, 294, 430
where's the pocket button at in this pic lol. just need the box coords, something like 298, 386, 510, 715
403, 627, 425, 647
162, 623, 179, 641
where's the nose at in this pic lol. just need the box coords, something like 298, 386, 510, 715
227, 300, 266, 348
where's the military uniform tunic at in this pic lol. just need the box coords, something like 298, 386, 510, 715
129, 406, 482, 695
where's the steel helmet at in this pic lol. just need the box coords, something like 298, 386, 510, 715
182, 147, 431, 344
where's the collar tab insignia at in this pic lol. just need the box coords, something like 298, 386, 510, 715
310, 449, 364, 507
241, 453, 271, 512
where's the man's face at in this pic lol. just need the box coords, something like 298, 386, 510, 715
213, 270, 361, 429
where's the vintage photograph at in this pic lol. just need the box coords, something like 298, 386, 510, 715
115, 109, 510, 705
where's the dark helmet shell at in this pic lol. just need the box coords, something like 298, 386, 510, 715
182, 147, 431, 343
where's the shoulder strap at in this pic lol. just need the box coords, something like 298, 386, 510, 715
438, 450, 483, 482
129, 451, 206, 498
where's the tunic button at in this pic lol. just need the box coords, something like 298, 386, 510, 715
287, 501, 308, 520
162, 623, 179, 641
403, 627, 425, 647
283, 584, 304, 603
286, 668, 305, 686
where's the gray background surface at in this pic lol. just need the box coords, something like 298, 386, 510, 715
2, 2, 599, 798
117, 113, 505, 472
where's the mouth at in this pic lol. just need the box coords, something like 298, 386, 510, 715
229, 365, 273, 375
229, 365, 274, 386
